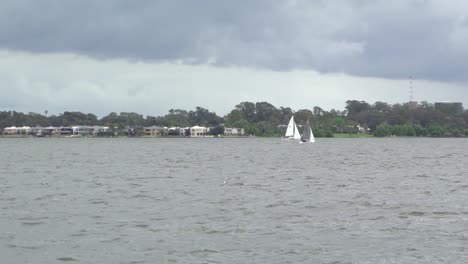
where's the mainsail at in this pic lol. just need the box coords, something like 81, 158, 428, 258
285, 116, 295, 137
301, 120, 315, 143
285, 115, 301, 139
293, 122, 301, 140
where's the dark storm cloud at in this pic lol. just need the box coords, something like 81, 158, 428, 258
1, 0, 467, 81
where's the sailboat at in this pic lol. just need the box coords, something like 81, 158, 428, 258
284, 115, 301, 140
300, 120, 315, 143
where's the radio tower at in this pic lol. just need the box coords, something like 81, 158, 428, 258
409, 76, 414, 102
408, 75, 417, 107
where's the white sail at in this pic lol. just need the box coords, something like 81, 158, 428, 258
300, 120, 315, 143
309, 126, 315, 143
285, 116, 295, 137
293, 122, 301, 139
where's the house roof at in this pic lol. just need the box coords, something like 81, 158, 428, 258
144, 126, 167, 129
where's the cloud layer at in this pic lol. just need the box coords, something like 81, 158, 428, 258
1, 0, 468, 81
1, 50, 466, 117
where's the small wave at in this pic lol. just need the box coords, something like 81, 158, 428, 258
22, 221, 46, 226
88, 199, 108, 205
17, 216, 48, 221
205, 230, 225, 234
229, 182, 244, 186
266, 203, 284, 208
368, 216, 385, 220
70, 233, 87, 237
399, 211, 426, 218
34, 194, 55, 201
6, 244, 42, 250
57, 257, 78, 262
190, 249, 218, 256
415, 174, 429, 178
432, 211, 459, 216
100, 237, 121, 243
20, 245, 42, 250
130, 194, 153, 199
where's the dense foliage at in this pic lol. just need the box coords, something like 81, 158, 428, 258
1, 100, 468, 137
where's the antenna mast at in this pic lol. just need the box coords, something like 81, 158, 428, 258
409, 75, 414, 103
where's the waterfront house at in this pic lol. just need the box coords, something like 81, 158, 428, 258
92, 126, 110, 136
30, 126, 45, 136
167, 127, 186, 136
126, 126, 141, 137
190, 126, 209, 137
45, 126, 61, 135
33, 126, 60, 136
71, 126, 93, 135
4, 126, 61, 136
60, 127, 73, 135
17, 126, 31, 135
224, 127, 245, 136
144, 126, 167, 136
31, 126, 61, 136
3, 126, 17, 135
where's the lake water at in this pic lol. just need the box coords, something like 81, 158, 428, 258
0, 138, 467, 264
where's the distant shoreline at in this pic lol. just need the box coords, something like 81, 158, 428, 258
0, 135, 253, 139
1, 134, 467, 139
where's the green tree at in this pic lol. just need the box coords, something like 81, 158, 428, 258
255, 102, 279, 123
413, 125, 427, 136
163, 109, 190, 127
235, 102, 256, 123
294, 109, 313, 126
210, 125, 225, 136
428, 123, 445, 137
188, 107, 222, 126
225, 109, 243, 126
375, 124, 393, 137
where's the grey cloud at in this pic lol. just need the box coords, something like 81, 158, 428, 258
1, 0, 468, 81
1, 51, 467, 116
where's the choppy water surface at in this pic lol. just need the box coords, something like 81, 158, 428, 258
0, 138, 467, 264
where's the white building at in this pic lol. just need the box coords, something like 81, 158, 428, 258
69, 126, 110, 136
190, 126, 209, 137
168, 127, 186, 136
2, 126, 17, 135
92, 126, 110, 135
2, 126, 32, 135
17, 126, 31, 135
224, 127, 245, 136
44, 126, 61, 135
357, 125, 370, 134
144, 126, 167, 136
71, 126, 93, 135
30, 126, 45, 135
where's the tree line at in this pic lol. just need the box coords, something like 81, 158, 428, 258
1, 100, 468, 137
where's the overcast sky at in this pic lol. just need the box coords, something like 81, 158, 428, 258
1, 0, 467, 116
